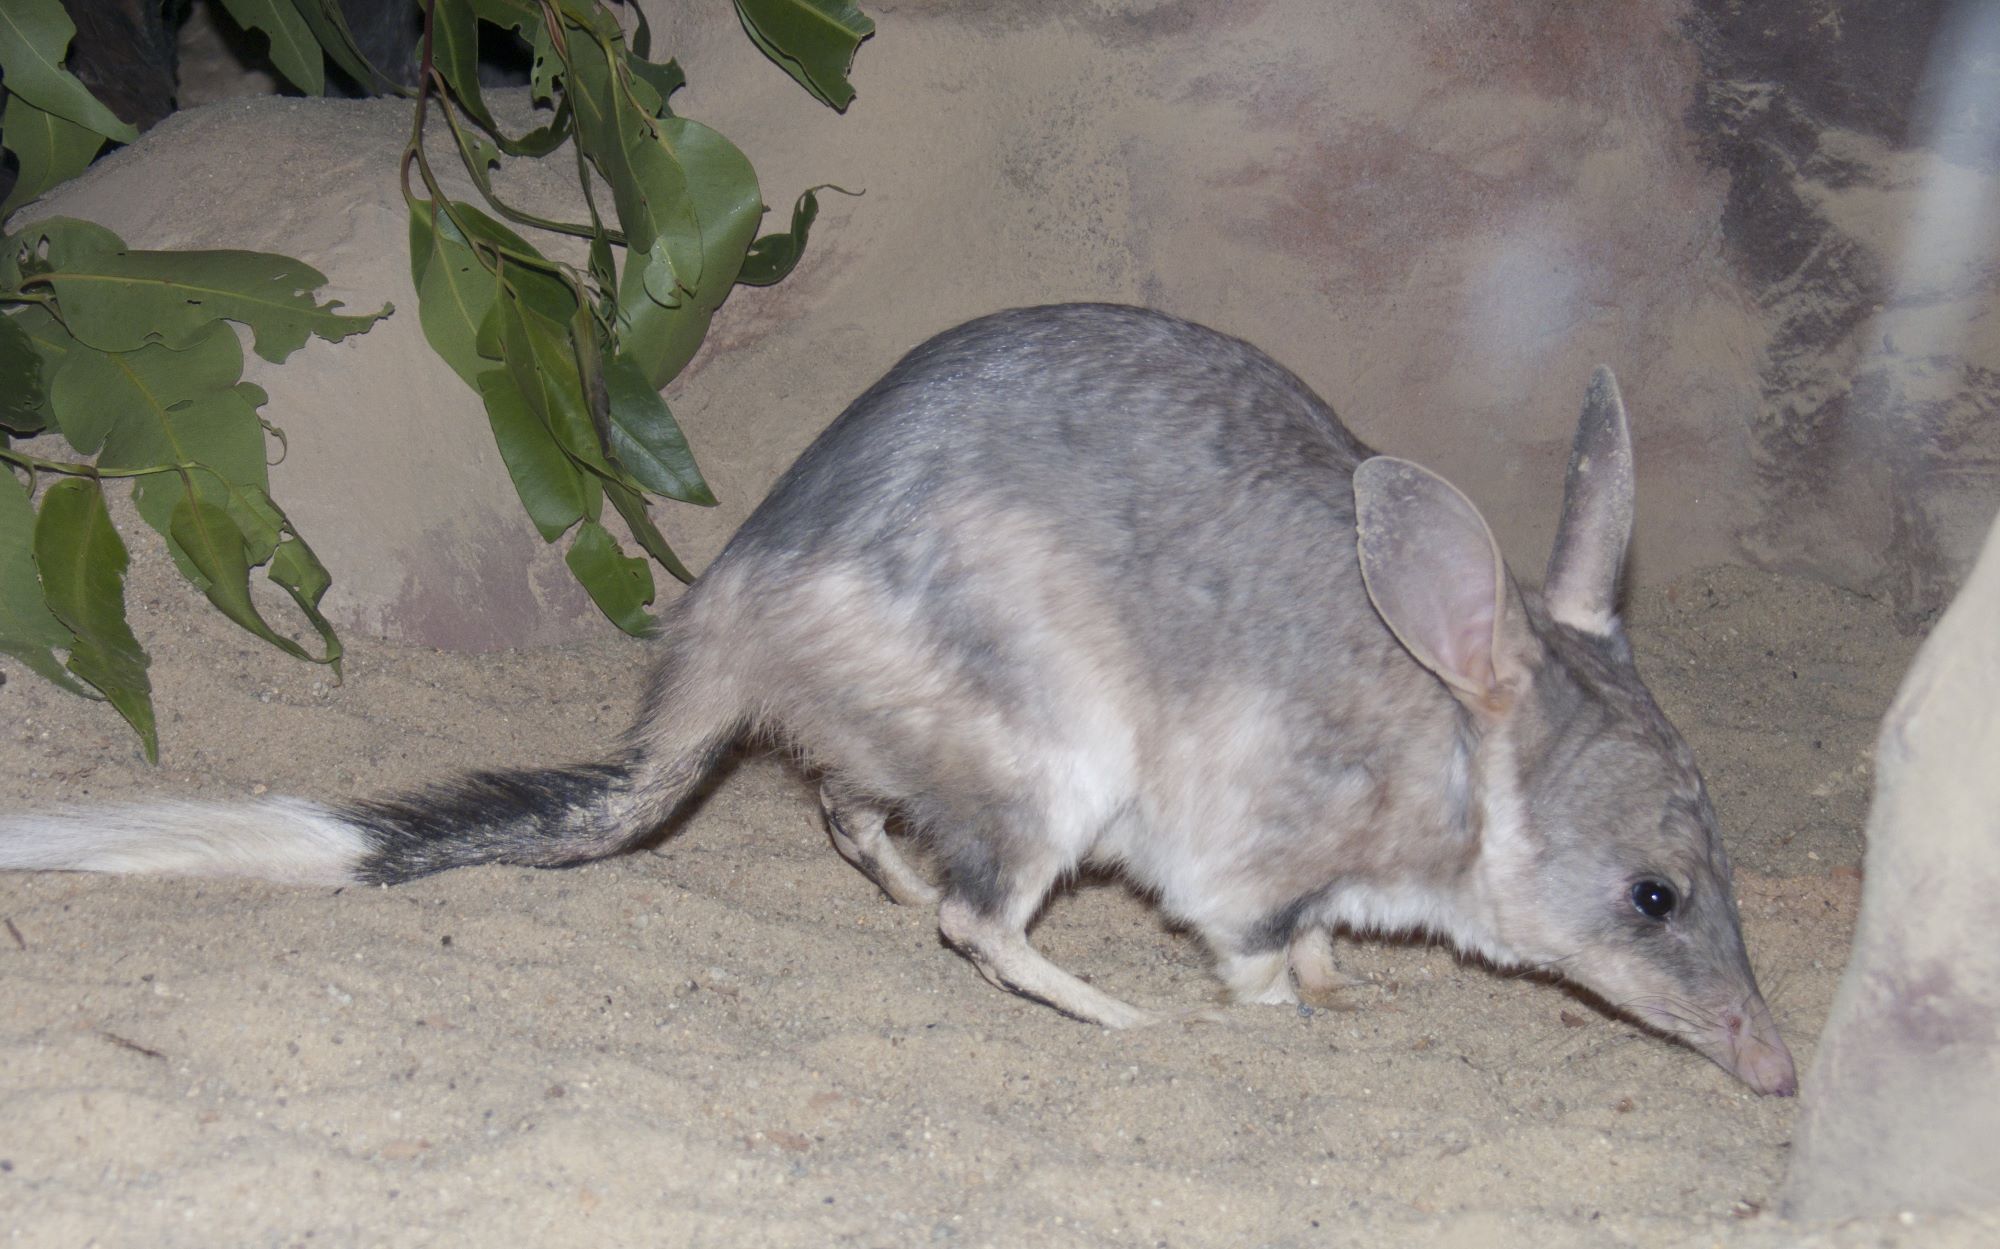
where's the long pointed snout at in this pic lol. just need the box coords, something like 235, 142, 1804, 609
1691, 993, 1797, 1097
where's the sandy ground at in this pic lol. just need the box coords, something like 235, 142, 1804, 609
2, 539, 1994, 1247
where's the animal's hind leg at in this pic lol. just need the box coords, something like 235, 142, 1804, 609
944, 892, 1168, 1032
820, 789, 940, 907
937, 882, 1163, 1028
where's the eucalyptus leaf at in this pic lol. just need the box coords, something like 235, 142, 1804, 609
732, 0, 875, 112
33, 246, 390, 363
630, 56, 687, 108
600, 352, 713, 505
10, 304, 75, 426
605, 477, 694, 583
0, 312, 47, 434
49, 327, 290, 610
288, 0, 388, 94
630, 0, 655, 59
0, 0, 140, 142
496, 288, 612, 478
550, 0, 623, 40
465, 0, 541, 36
465, 132, 502, 173
566, 33, 703, 285
616, 117, 764, 389
564, 518, 655, 635
12, 215, 124, 274
529, 20, 561, 106
165, 492, 327, 662
267, 530, 343, 675
439, 202, 577, 325
166, 492, 259, 603
737, 185, 829, 287
33, 477, 156, 760
431, 0, 496, 132
475, 368, 589, 542
410, 202, 504, 388
0, 466, 91, 694
214, 0, 325, 96
48, 325, 267, 490
434, 0, 571, 154
497, 101, 574, 160
0, 94, 103, 220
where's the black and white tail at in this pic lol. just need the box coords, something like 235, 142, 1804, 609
0, 638, 742, 888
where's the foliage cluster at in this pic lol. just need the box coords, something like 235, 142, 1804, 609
0, 0, 873, 758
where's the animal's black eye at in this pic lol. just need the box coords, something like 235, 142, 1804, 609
1630, 879, 1678, 920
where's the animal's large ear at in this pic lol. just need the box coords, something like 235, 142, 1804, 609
1543, 366, 1635, 636
1354, 457, 1535, 714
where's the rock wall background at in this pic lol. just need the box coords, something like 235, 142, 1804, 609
1687, 0, 2000, 627
18, 0, 2000, 647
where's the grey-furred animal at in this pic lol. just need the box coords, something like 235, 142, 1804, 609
0, 304, 1796, 1096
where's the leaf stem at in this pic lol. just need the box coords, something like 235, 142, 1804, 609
432, 78, 619, 245
0, 448, 200, 481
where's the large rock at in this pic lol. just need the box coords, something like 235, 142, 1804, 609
1686, 0, 2000, 626
1783, 506, 2000, 1219
20, 0, 2000, 648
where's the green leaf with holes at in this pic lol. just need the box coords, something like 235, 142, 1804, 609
10, 215, 123, 275
46, 324, 334, 663
0, 311, 47, 434
33, 245, 389, 363
410, 199, 576, 391
605, 477, 693, 584
565, 518, 654, 635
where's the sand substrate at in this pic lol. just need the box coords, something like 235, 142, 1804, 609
4, 548, 1994, 1247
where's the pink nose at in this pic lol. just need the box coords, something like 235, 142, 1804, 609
1721, 1003, 1797, 1097
1737, 1036, 1798, 1097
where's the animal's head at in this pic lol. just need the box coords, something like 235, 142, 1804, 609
1351, 369, 1796, 1096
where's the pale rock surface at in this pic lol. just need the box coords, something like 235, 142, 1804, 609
1784, 510, 2000, 1219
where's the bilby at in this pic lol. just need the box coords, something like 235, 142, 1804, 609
0, 304, 1797, 1095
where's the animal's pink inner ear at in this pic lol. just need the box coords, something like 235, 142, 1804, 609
1434, 597, 1498, 693
1353, 457, 1507, 701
